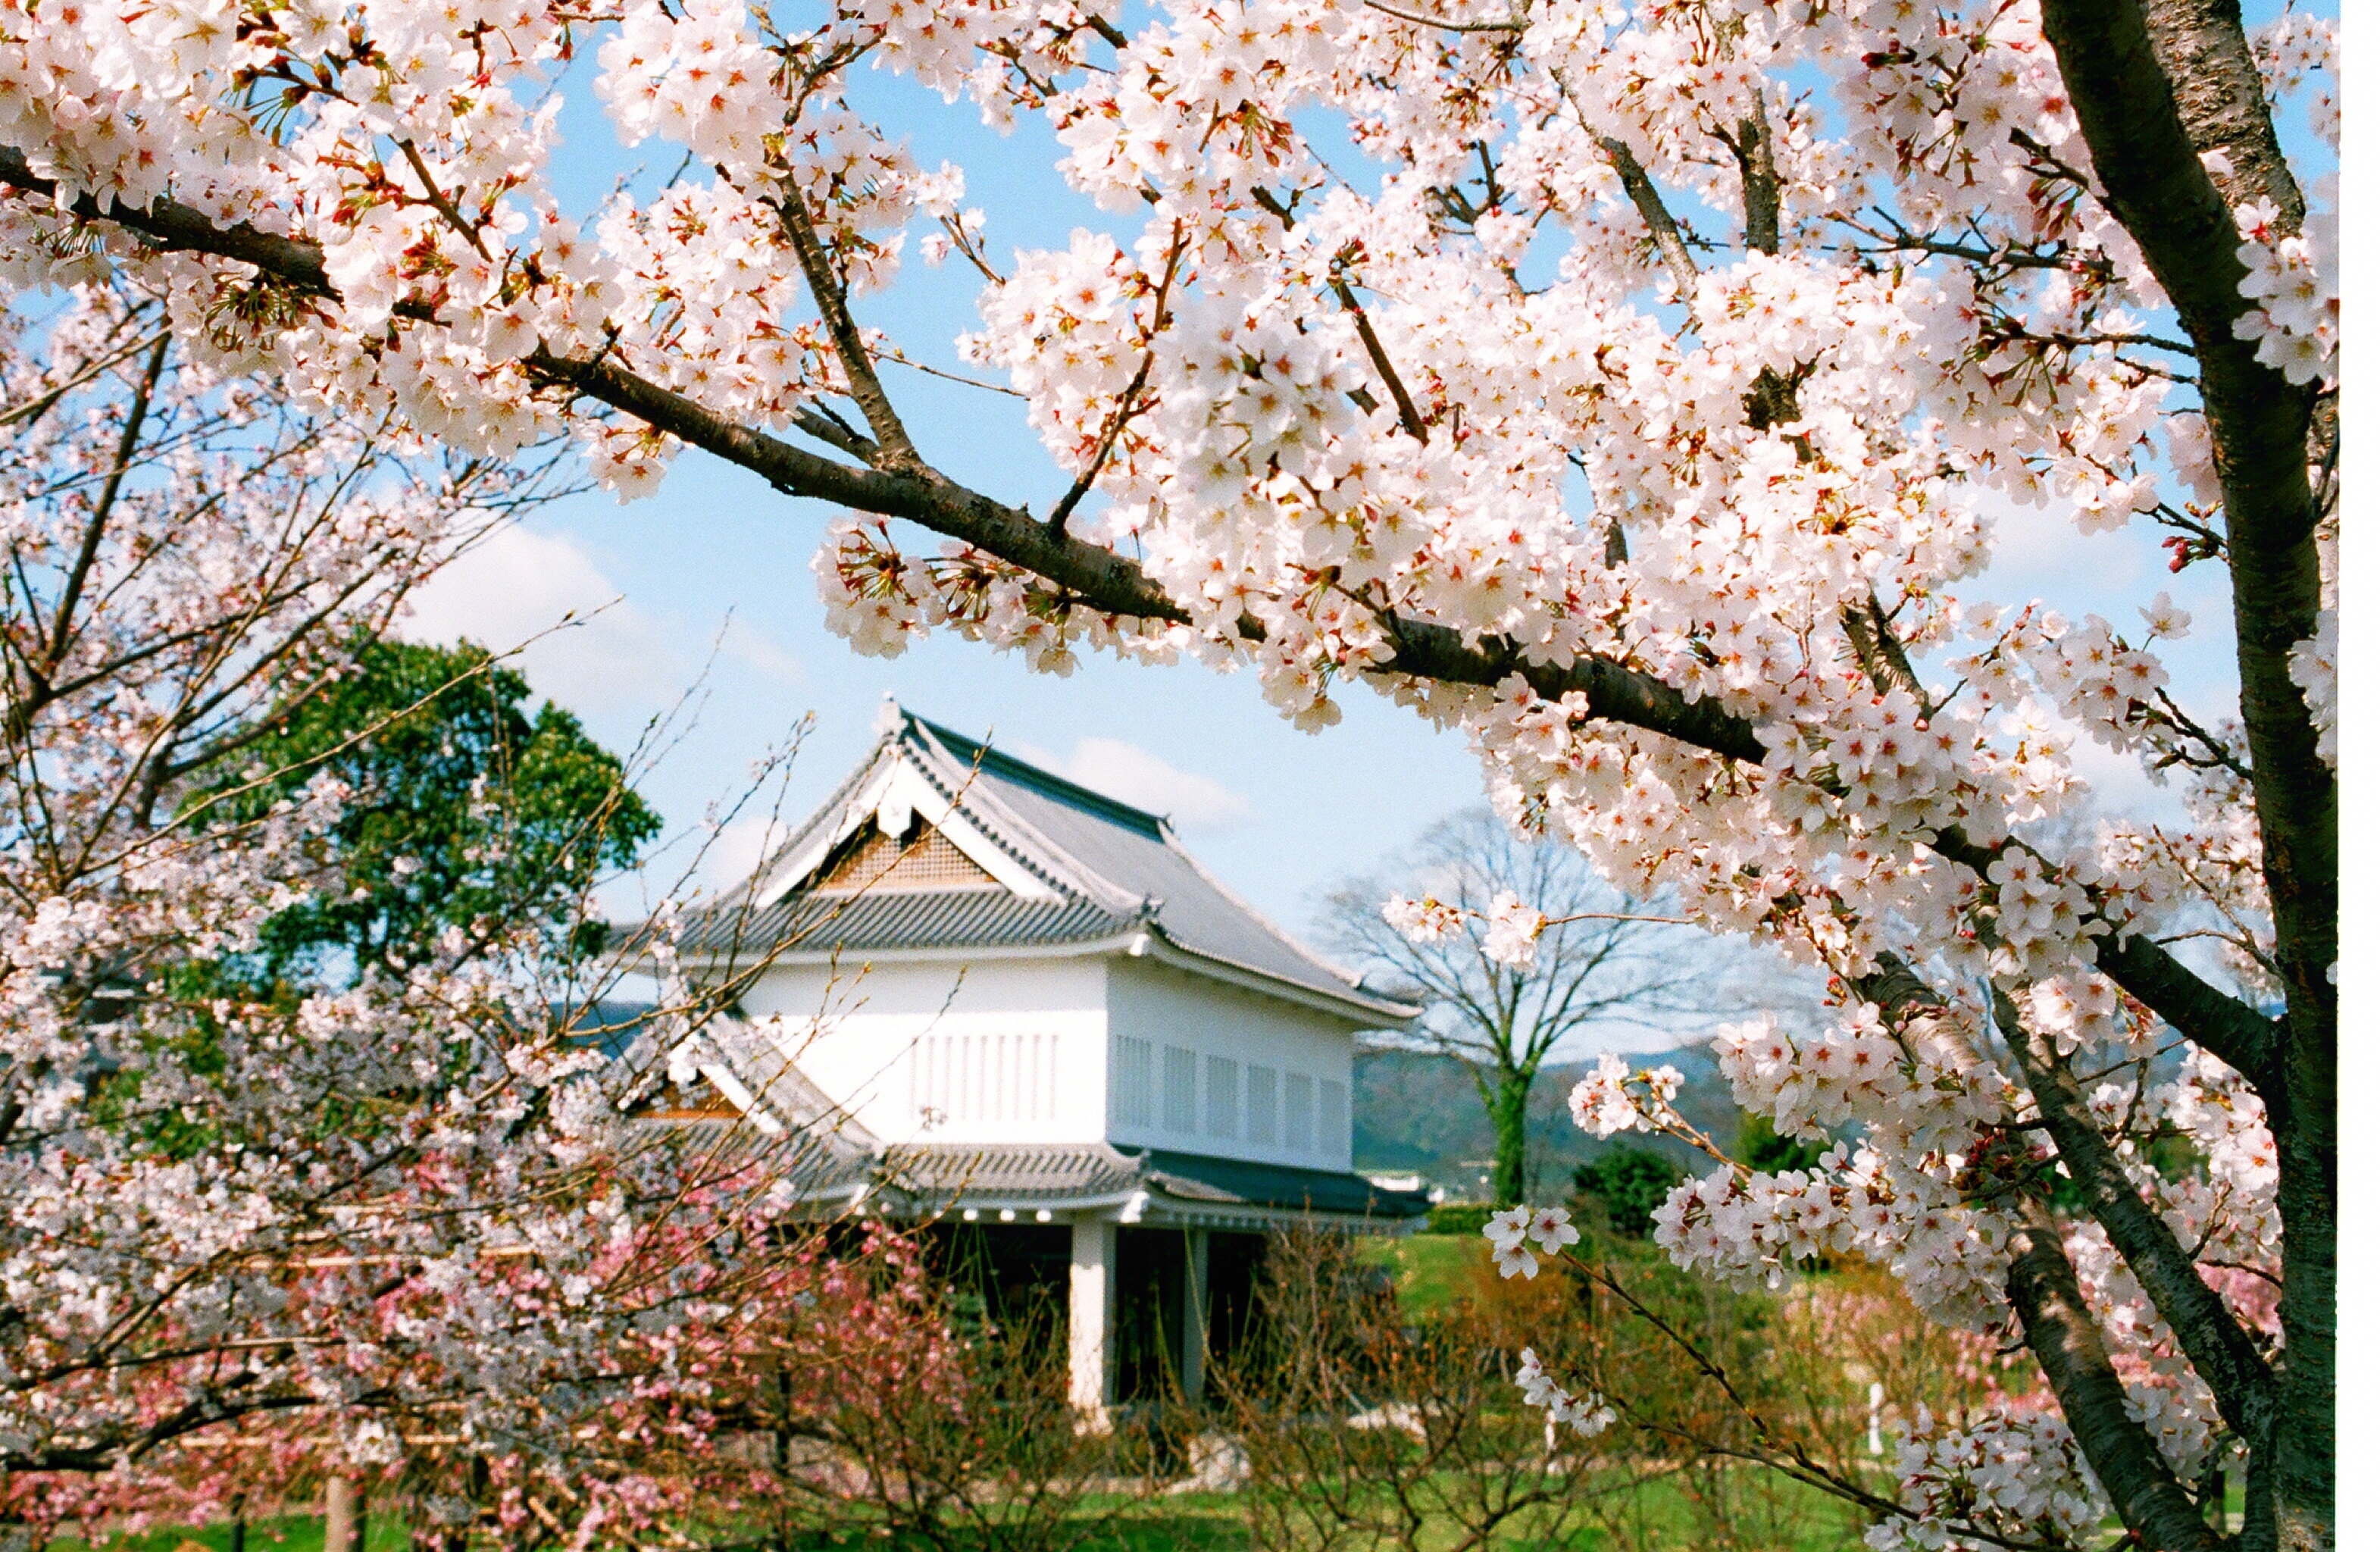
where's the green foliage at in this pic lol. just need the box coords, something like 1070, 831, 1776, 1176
1425, 1202, 1497, 1236
1572, 1147, 1687, 1239
198, 636, 660, 982
1736, 1112, 1826, 1175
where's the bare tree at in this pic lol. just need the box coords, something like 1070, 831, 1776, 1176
1321, 810, 1728, 1207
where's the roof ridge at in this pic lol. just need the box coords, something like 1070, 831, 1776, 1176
908, 713, 1169, 839
737, 725, 906, 904
903, 717, 1149, 917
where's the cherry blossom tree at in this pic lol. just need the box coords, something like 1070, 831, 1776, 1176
0, 283, 849, 1541
0, 0, 2336, 1547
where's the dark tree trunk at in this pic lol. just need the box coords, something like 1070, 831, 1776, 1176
2031, 3, 2334, 1546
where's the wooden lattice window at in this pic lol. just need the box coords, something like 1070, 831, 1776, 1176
636, 1076, 742, 1120
815, 820, 996, 893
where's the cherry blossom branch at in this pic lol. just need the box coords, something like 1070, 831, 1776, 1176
1361, 0, 1522, 34
0, 324, 172, 433
1835, 955, 2235, 1552
1988, 984, 2278, 1455
0, 148, 2284, 1112
1329, 277, 1429, 442
774, 186, 924, 473
2003, 1197, 2228, 1552
1833, 210, 2116, 281
878, 350, 1025, 397
1593, 135, 1699, 296
395, 139, 492, 261
39, 332, 168, 681
1049, 221, 1187, 534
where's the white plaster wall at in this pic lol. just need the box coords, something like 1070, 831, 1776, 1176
1103, 956, 1358, 1170
737, 956, 1112, 1147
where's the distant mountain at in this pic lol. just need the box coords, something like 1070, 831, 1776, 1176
1353, 1044, 1743, 1202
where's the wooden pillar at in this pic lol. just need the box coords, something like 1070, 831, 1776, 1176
1181, 1226, 1211, 1405
324, 1474, 366, 1552
1068, 1217, 1117, 1417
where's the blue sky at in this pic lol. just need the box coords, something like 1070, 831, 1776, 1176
402, 5, 2323, 954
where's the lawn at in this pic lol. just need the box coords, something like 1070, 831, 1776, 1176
1358, 1230, 1494, 1315
49, 1519, 412, 1552
61, 1469, 1875, 1552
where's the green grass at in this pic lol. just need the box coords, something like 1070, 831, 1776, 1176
1080, 1467, 1872, 1551
60, 1518, 411, 1552
1359, 1231, 1493, 1315
61, 1462, 1872, 1552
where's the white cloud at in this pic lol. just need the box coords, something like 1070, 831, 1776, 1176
400, 525, 687, 713
719, 616, 805, 686
1017, 736, 1252, 829
1969, 488, 2148, 609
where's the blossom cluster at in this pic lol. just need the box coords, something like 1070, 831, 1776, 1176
2231, 183, 2339, 388
1482, 1203, 1580, 1280
1868, 1407, 2110, 1552
1512, 1347, 1616, 1440
2288, 607, 2338, 768
1565, 1053, 1685, 1141
1381, 889, 1547, 968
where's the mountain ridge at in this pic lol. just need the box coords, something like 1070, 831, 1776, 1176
1353, 1043, 1741, 1202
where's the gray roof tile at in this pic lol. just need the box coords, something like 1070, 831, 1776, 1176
680, 706, 1413, 1022
680, 888, 1131, 956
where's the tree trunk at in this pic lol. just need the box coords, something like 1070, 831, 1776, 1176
1490, 1069, 1531, 1208
2030, 4, 2336, 1545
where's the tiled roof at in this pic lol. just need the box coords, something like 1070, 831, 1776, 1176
865, 1142, 1428, 1221
1138, 1150, 1432, 1219
677, 889, 1132, 956
676, 702, 1415, 1022
879, 1143, 1146, 1204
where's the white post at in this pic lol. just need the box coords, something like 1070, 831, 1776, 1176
1069, 1217, 1117, 1419
1182, 1227, 1210, 1405
324, 1474, 362, 1552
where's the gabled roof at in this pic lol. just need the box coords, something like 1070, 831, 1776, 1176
564, 1003, 880, 1203
682, 700, 1417, 1025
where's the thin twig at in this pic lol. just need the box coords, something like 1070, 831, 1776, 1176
1331, 278, 1430, 441
1362, 0, 1522, 32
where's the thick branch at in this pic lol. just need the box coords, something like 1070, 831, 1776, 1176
2090, 928, 2275, 1080
2138, 0, 2304, 227
773, 189, 923, 472
1595, 138, 1699, 297
2027, 16, 2332, 1541
1844, 954, 2231, 1552
2003, 1201, 2230, 1552
0, 150, 341, 296
1722, 89, 1781, 255
2034, 0, 2332, 1037
1993, 986, 2276, 1450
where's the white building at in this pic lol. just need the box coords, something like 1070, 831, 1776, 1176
657, 699, 1426, 1411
